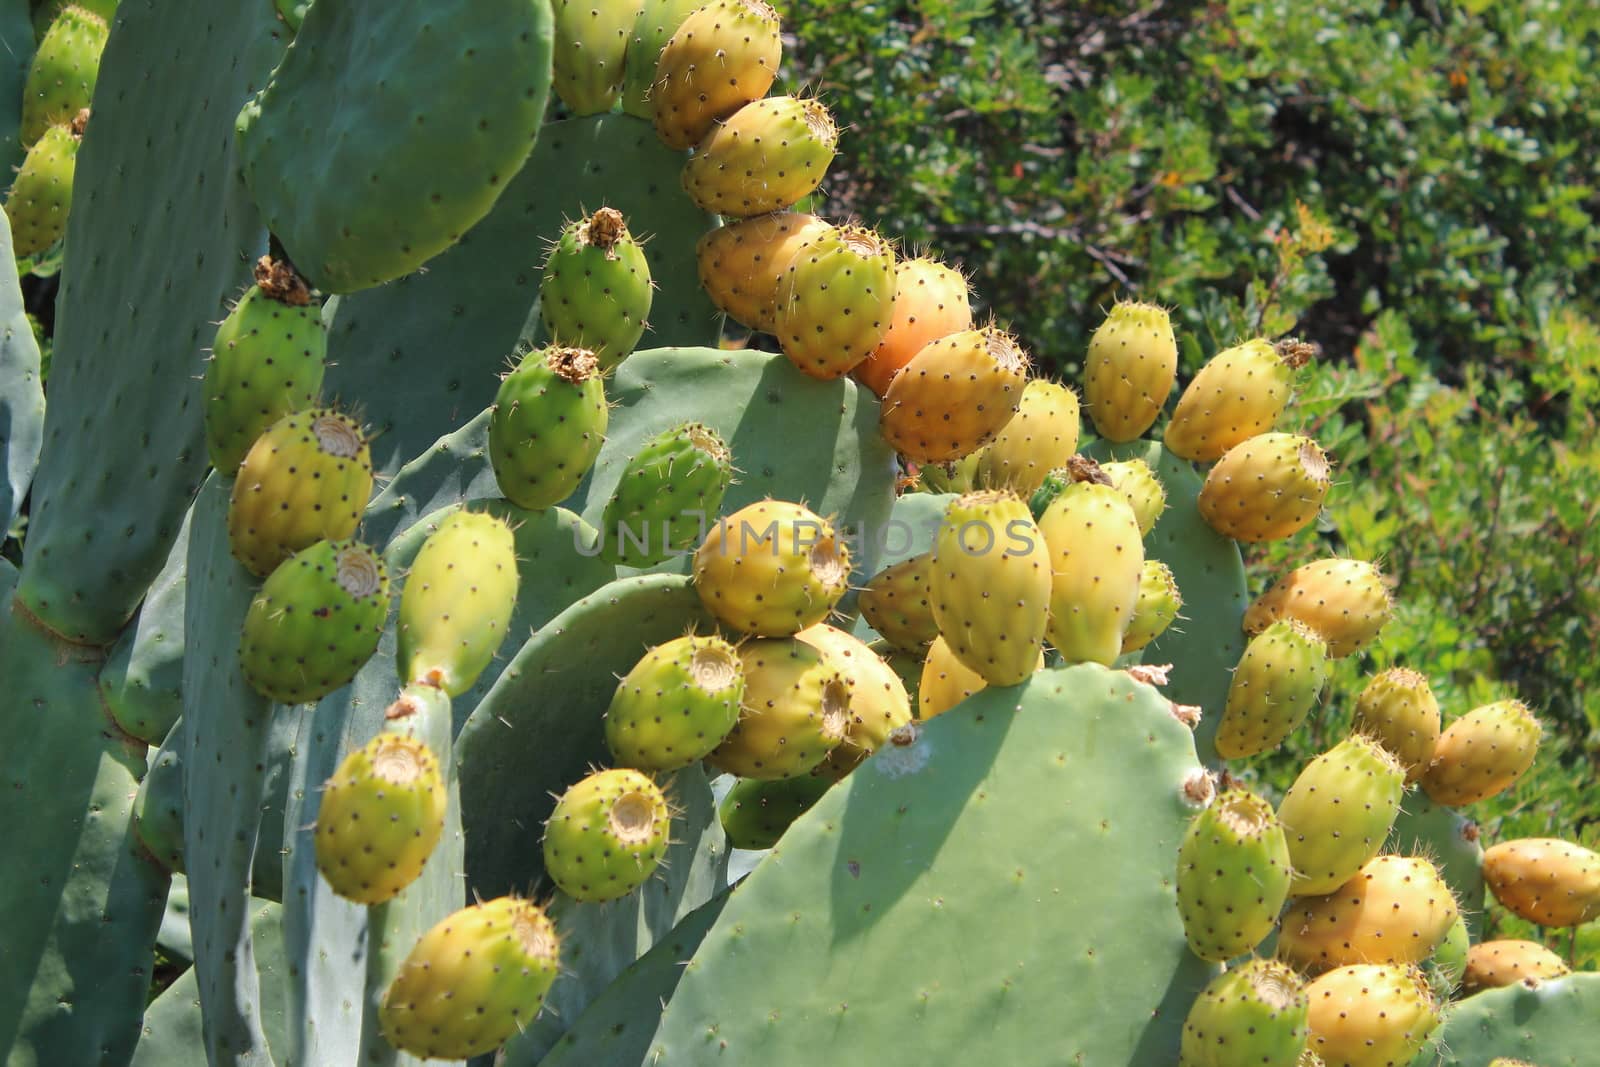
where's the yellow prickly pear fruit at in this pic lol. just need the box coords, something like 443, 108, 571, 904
696, 211, 834, 332
774, 225, 897, 380
692, 500, 851, 637
1277, 735, 1406, 897
880, 326, 1030, 464
551, 0, 646, 116
1304, 964, 1441, 1067
917, 634, 1042, 720
1122, 559, 1182, 654
706, 638, 850, 779
1100, 457, 1168, 537
973, 380, 1081, 495
1083, 300, 1177, 442
853, 256, 973, 398
858, 553, 938, 653
681, 95, 837, 217
651, 0, 781, 150
1176, 788, 1294, 963
397, 510, 519, 697
542, 768, 671, 903
1419, 699, 1541, 808
1278, 855, 1460, 974
1462, 940, 1572, 994
1244, 558, 1392, 659
1199, 432, 1332, 543
1482, 837, 1600, 928
796, 623, 912, 779
1350, 668, 1441, 782
1036, 458, 1145, 666
1165, 337, 1313, 462
621, 0, 705, 118
1213, 619, 1329, 760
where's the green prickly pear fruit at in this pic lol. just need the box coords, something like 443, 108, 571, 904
1036, 457, 1145, 666
552, 0, 645, 116
1213, 618, 1329, 760
916, 452, 980, 495
1424, 914, 1469, 1000
1122, 559, 1182, 654
539, 208, 653, 371
6, 115, 81, 257
1462, 939, 1571, 995
974, 380, 1082, 495
652, 0, 781, 150
604, 633, 744, 771
1199, 432, 1333, 543
621, 0, 703, 118
600, 422, 732, 567
929, 490, 1051, 687
1175, 787, 1293, 962
880, 326, 1030, 464
774, 224, 897, 380
397, 509, 519, 697
203, 256, 326, 475
238, 538, 390, 704
1083, 300, 1178, 442
706, 638, 850, 779
1482, 837, 1600, 928
692, 500, 851, 637
853, 255, 973, 398
918, 633, 987, 720
696, 211, 834, 332
681, 95, 838, 217
718, 774, 832, 851
1278, 735, 1407, 896
870, 639, 922, 709
1420, 699, 1541, 807
859, 552, 938, 653
1166, 337, 1312, 462
1244, 558, 1392, 659
489, 344, 608, 510
542, 768, 671, 903
1100, 457, 1168, 537
20, 4, 107, 147
1350, 668, 1441, 782
1278, 855, 1460, 974
379, 896, 560, 1059
1028, 465, 1070, 520
227, 408, 373, 577
1179, 960, 1309, 1067
796, 623, 912, 779
1304, 964, 1441, 1067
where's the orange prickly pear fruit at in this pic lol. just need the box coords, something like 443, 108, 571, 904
853, 256, 973, 398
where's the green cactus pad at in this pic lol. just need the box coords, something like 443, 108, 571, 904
0, 200, 45, 532
134, 722, 186, 873
540, 206, 654, 370
718, 774, 835, 851
1407, 973, 1599, 1066
600, 422, 733, 567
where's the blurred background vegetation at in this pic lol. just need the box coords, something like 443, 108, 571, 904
774, 0, 1600, 960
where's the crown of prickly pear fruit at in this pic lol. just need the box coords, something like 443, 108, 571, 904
489, 343, 609, 510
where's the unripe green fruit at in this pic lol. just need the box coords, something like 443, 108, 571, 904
718, 774, 832, 851
599, 422, 732, 567
1122, 559, 1182, 654
489, 344, 608, 510
773, 225, 897, 380
1278, 735, 1406, 897
6, 118, 81, 257
604, 634, 744, 771
21, 5, 107, 147
1180, 960, 1309, 1067
539, 208, 653, 371
1214, 619, 1329, 760
1175, 788, 1293, 962
551, 0, 644, 116
542, 768, 671, 903
397, 509, 519, 697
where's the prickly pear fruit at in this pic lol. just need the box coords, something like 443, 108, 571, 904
696, 211, 834, 331
621, 0, 704, 118
551, 0, 645, 116
1037, 459, 1145, 666
706, 638, 850, 778
21, 5, 106, 147
1199, 432, 1332, 543
203, 257, 326, 475
1462, 939, 1571, 994
1179, 960, 1309, 1067
917, 451, 980, 495
859, 553, 938, 652
652, 0, 781, 149
774, 225, 897, 379
227, 408, 373, 577
1214, 619, 1329, 760
397, 509, 519, 697
718, 774, 832, 851
796, 622, 912, 779
379, 897, 560, 1059
239, 538, 389, 705
1123, 559, 1182, 654
1278, 855, 1460, 974
1083, 300, 1177, 442
1304, 964, 1440, 1067
604, 633, 744, 771
1027, 465, 1071, 520
871, 640, 923, 709
1100, 457, 1168, 537
1482, 837, 1600, 927
1176, 787, 1293, 962
853, 255, 974, 397
1165, 337, 1311, 462
489, 345, 608, 510
974, 380, 1081, 495
692, 500, 851, 637
542, 768, 670, 903
1425, 914, 1469, 999
918, 633, 988, 720
929, 490, 1051, 686
539, 208, 653, 370
682, 95, 837, 217
1350, 669, 1441, 782
1278, 735, 1407, 896
599, 422, 732, 567
1420, 699, 1541, 807
1244, 558, 1392, 658
880, 326, 1030, 464
6, 117, 81, 257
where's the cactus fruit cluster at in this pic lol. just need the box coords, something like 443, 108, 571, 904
0, 2, 1593, 1066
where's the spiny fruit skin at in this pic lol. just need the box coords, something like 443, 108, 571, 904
858, 552, 938, 653
928, 490, 1051, 687
880, 326, 1030, 464
1462, 939, 1572, 994
1244, 558, 1392, 659
1175, 788, 1293, 962
379, 897, 560, 1060
1198, 432, 1333, 543
871, 640, 923, 710
6, 120, 80, 258
1277, 855, 1460, 974
239, 539, 389, 705
489, 345, 608, 510
551, 0, 645, 116
542, 768, 670, 903
718, 774, 832, 851
695, 211, 834, 331
1037, 478, 1146, 666
692, 500, 851, 637
918, 633, 992, 720
1482, 837, 1600, 928
1304, 964, 1440, 1067
796, 623, 912, 780
773, 225, 897, 380
1083, 300, 1178, 442
227, 408, 373, 578
1214, 618, 1329, 760
682, 95, 837, 217
1179, 960, 1309, 1067
604, 633, 744, 771
651, 0, 781, 150
1100, 457, 1168, 537
21, 5, 107, 147
853, 256, 973, 398
1122, 559, 1182, 654
539, 209, 653, 371
705, 638, 850, 779
1419, 699, 1541, 807
1166, 338, 1302, 462
1277, 734, 1407, 897
599, 422, 732, 567
1350, 669, 1441, 782
397, 510, 519, 698
313, 731, 447, 905
974, 380, 1082, 495
621, 0, 707, 118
